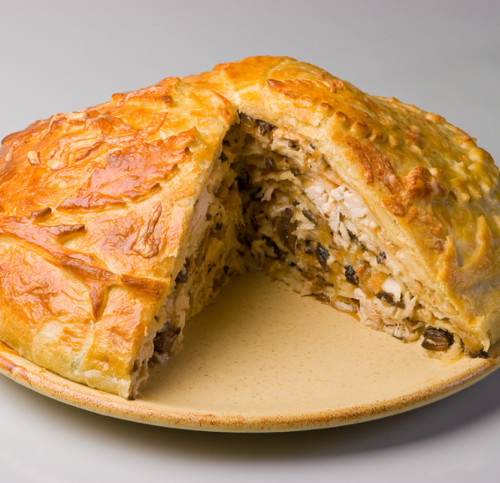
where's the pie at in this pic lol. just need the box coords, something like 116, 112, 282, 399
0, 56, 498, 398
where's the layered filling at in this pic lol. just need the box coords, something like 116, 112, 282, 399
133, 115, 478, 395
236, 115, 464, 355
131, 126, 247, 394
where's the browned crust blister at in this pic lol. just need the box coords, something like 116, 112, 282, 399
0, 56, 498, 397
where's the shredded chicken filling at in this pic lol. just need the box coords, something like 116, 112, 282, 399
236, 115, 461, 351
131, 115, 476, 396
131, 127, 246, 394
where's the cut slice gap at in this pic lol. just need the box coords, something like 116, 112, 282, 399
131, 115, 481, 398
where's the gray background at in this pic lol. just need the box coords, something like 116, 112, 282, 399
0, 1, 499, 482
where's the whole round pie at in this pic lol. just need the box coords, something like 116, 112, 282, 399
0, 56, 497, 398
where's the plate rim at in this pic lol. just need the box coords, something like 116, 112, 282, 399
0, 341, 498, 432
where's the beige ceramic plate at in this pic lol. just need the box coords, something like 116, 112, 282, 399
0, 272, 498, 432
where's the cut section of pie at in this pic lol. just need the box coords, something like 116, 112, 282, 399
0, 56, 499, 398
187, 56, 500, 358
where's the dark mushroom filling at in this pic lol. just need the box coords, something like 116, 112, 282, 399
315, 243, 329, 270
421, 328, 454, 351
345, 265, 359, 286
376, 291, 405, 309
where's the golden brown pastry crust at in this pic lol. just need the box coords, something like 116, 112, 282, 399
0, 56, 498, 398
186, 56, 500, 352
0, 77, 236, 396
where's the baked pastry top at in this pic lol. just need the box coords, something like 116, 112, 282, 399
187, 56, 500, 353
0, 77, 237, 396
0, 56, 498, 398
